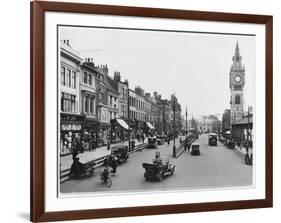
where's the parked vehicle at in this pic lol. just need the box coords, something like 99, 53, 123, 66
208, 133, 218, 146
147, 136, 158, 148
110, 145, 129, 164
142, 161, 175, 181
191, 143, 200, 155
156, 136, 164, 145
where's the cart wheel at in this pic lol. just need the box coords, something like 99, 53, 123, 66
158, 172, 164, 181
100, 173, 104, 182
90, 167, 94, 177
146, 169, 154, 179
171, 167, 175, 175
106, 177, 112, 187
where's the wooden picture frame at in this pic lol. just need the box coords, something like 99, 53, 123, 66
31, 1, 273, 222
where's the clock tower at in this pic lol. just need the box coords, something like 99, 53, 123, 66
229, 42, 245, 125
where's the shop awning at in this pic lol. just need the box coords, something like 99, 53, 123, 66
146, 122, 155, 129
116, 119, 130, 130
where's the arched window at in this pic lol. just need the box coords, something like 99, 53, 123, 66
235, 95, 240, 104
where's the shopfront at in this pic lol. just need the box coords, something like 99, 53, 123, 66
82, 116, 98, 151
96, 122, 110, 147
60, 113, 84, 156
111, 118, 130, 143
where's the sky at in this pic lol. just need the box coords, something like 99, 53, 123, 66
60, 26, 255, 119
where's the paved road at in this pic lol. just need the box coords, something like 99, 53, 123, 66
60, 134, 252, 193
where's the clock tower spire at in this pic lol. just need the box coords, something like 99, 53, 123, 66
229, 41, 245, 125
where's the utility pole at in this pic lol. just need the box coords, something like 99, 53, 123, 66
173, 94, 176, 158
185, 106, 188, 138
127, 87, 131, 151
247, 106, 250, 154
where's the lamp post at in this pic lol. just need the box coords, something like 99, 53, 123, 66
173, 94, 176, 158
185, 106, 188, 138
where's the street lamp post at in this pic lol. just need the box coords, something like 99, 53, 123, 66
185, 106, 188, 139
173, 94, 176, 158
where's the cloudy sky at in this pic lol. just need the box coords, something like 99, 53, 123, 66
60, 26, 255, 119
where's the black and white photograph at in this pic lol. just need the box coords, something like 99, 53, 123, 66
58, 26, 255, 194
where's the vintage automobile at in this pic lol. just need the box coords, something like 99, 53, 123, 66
110, 145, 129, 164
191, 143, 200, 155
208, 133, 218, 146
156, 135, 164, 145
142, 161, 175, 181
147, 136, 158, 148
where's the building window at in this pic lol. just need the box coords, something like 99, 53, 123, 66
61, 93, 76, 113
61, 66, 65, 86
85, 96, 89, 113
67, 69, 71, 87
71, 71, 76, 89
235, 95, 240, 104
90, 96, 95, 114
89, 74, 92, 86
84, 72, 88, 84
234, 85, 242, 91
122, 88, 126, 99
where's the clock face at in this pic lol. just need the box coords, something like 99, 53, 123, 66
234, 75, 241, 83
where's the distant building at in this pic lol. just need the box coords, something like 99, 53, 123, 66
222, 109, 231, 134
169, 94, 182, 134
95, 65, 111, 146
107, 71, 130, 142
229, 42, 245, 125
80, 58, 99, 151
154, 92, 172, 135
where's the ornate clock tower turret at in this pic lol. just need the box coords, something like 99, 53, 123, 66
229, 42, 245, 125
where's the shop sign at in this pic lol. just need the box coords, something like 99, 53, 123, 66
61, 124, 82, 131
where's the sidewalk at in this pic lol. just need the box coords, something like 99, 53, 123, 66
235, 145, 253, 156
60, 139, 147, 171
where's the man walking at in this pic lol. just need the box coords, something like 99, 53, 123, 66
187, 140, 191, 153
184, 140, 187, 152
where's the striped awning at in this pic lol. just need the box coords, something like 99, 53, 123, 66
146, 122, 155, 129
116, 119, 129, 130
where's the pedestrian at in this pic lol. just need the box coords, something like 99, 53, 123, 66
167, 138, 170, 146
187, 141, 191, 153
184, 142, 187, 152
107, 140, 111, 151
110, 156, 118, 176
72, 147, 78, 160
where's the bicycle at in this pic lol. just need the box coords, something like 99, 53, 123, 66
100, 168, 112, 188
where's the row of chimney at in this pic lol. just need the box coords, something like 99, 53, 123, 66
61, 39, 70, 46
